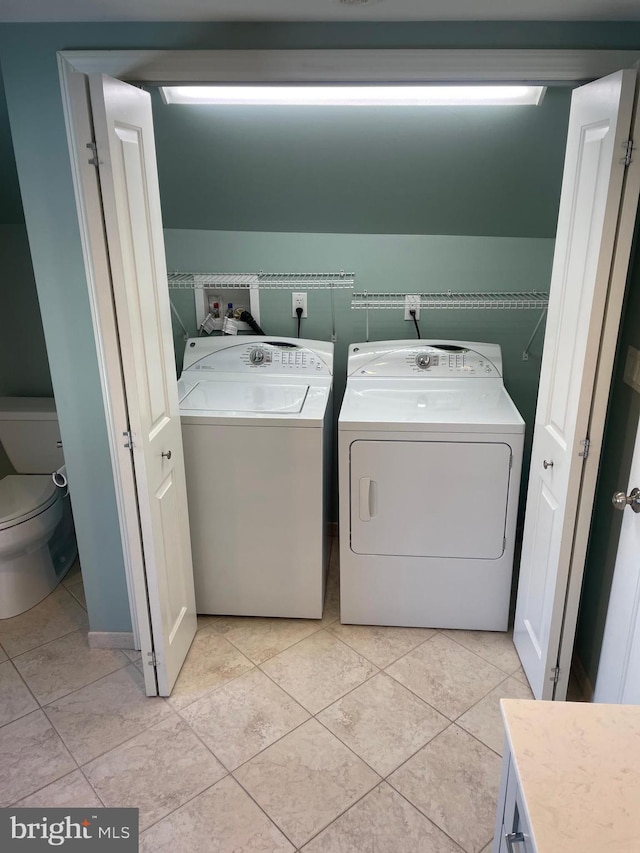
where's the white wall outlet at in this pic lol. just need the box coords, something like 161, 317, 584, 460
292, 292, 308, 318
404, 294, 421, 320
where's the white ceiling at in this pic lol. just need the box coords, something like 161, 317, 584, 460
1, 0, 640, 23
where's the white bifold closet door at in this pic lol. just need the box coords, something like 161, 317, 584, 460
89, 74, 197, 696
514, 69, 639, 700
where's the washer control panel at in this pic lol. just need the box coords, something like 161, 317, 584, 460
349, 342, 502, 378
185, 341, 332, 375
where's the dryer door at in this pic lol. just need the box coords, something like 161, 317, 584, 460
350, 439, 511, 559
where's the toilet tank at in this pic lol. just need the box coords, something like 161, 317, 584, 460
0, 398, 64, 474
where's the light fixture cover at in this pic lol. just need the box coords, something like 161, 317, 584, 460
160, 85, 546, 107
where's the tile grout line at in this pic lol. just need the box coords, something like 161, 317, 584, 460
0, 657, 41, 729
383, 775, 469, 853
41, 678, 175, 770
293, 779, 387, 851
214, 619, 327, 667
78, 712, 231, 835
325, 623, 441, 669
314, 704, 453, 783
6, 708, 82, 808
442, 630, 523, 678
0, 585, 88, 658
257, 646, 381, 718
77, 765, 108, 809
0, 622, 90, 662
228, 768, 301, 850
380, 637, 521, 724
173, 673, 311, 772
23, 655, 133, 710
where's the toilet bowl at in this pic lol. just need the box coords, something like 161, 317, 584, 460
0, 398, 78, 619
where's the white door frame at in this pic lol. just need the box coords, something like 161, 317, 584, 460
56, 47, 640, 677
556, 97, 640, 698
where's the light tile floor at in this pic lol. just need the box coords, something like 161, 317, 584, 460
0, 542, 535, 852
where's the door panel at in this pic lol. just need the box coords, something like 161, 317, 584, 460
514, 70, 638, 699
350, 440, 511, 559
89, 74, 197, 696
595, 420, 640, 704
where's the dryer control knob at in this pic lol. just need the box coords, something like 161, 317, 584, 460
415, 352, 431, 369
249, 348, 265, 365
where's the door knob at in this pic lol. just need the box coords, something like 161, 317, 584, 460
612, 487, 640, 513
543, 459, 553, 469
161, 450, 172, 461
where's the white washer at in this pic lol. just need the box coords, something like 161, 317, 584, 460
179, 336, 333, 618
339, 340, 524, 631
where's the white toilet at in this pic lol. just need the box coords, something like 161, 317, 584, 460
0, 398, 77, 619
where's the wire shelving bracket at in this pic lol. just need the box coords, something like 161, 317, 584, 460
350, 290, 550, 359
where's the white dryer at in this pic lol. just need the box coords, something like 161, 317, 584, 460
338, 340, 524, 631
179, 336, 333, 619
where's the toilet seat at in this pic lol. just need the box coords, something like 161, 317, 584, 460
0, 475, 59, 531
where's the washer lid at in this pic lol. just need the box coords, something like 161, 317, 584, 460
0, 475, 58, 529
180, 381, 310, 414
339, 380, 524, 433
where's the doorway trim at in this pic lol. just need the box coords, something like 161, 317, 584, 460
59, 48, 640, 84
57, 46, 640, 669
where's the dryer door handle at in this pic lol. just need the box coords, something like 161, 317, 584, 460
359, 477, 377, 522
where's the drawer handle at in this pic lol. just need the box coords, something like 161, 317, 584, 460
505, 832, 526, 852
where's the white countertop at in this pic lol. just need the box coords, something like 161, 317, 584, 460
501, 699, 640, 853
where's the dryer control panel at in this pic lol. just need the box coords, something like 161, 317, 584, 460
347, 341, 503, 378
183, 339, 332, 375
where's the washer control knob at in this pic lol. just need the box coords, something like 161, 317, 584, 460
415, 352, 431, 370
249, 348, 265, 365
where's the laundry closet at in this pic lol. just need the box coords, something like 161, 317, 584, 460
150, 86, 572, 510
3, 60, 637, 701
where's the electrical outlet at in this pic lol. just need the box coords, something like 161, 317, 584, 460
292, 292, 308, 318
404, 294, 421, 320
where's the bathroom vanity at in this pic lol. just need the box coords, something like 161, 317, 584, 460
495, 699, 640, 852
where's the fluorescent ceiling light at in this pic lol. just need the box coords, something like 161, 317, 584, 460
160, 85, 546, 107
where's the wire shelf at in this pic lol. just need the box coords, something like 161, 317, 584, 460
168, 271, 355, 290
351, 290, 549, 310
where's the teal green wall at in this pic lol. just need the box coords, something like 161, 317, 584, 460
0, 225, 52, 479
1, 21, 640, 634
166, 229, 553, 423
0, 71, 50, 478
575, 231, 640, 689
152, 89, 570, 238
166, 230, 554, 517
0, 225, 53, 398
0, 66, 24, 225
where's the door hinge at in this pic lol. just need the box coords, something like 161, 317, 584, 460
147, 651, 157, 667
550, 665, 560, 684
86, 141, 99, 167
123, 429, 134, 451
623, 139, 634, 167
578, 438, 590, 459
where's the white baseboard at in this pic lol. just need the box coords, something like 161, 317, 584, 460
88, 631, 136, 650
